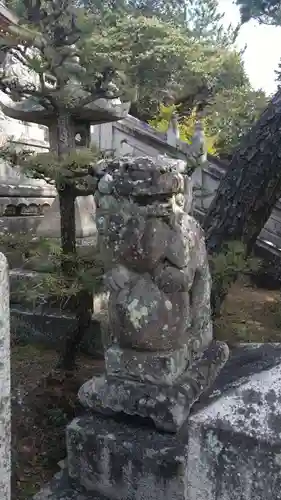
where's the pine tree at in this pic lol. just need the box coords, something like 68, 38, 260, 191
235, 0, 281, 26
204, 89, 281, 315
0, 0, 131, 369
184, 0, 240, 47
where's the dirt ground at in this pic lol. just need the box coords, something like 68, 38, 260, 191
11, 349, 104, 499
11, 280, 281, 498
215, 280, 281, 344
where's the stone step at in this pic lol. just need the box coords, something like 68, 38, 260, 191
33, 471, 107, 500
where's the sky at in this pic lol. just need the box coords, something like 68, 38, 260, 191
218, 0, 281, 95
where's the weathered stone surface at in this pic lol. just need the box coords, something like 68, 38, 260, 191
106, 342, 281, 390
33, 471, 105, 499
79, 341, 228, 432
79, 155, 228, 429
98, 173, 114, 195
192, 342, 281, 412
105, 344, 190, 384
187, 359, 281, 500
37, 195, 98, 239
0, 253, 10, 500
35, 344, 281, 500
10, 306, 104, 357
96, 156, 216, 353
67, 414, 188, 500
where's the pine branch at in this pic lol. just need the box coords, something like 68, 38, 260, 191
0, 79, 47, 100
0, 46, 58, 102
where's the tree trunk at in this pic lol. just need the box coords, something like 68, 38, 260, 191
58, 186, 76, 262
56, 289, 92, 371
49, 113, 77, 267
204, 89, 281, 313
49, 114, 93, 370
49, 112, 76, 157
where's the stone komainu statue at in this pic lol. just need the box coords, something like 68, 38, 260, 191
79, 155, 229, 432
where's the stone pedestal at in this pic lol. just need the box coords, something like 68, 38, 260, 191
67, 414, 188, 500
33, 471, 101, 499
78, 341, 228, 433
187, 347, 281, 500
33, 344, 281, 500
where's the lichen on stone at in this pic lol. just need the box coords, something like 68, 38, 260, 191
78, 155, 229, 431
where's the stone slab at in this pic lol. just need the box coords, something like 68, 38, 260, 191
36, 344, 281, 500
187, 358, 281, 500
105, 344, 190, 384
79, 340, 228, 432
67, 414, 188, 500
37, 195, 98, 239
33, 471, 106, 499
192, 342, 281, 413
11, 306, 104, 358
0, 214, 43, 237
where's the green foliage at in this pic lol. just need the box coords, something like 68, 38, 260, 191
84, 14, 228, 119
0, 232, 104, 309
46, 407, 68, 427
0, 231, 34, 268
0, 142, 110, 197
184, 0, 240, 47
83, 0, 267, 154
84, 0, 187, 24
149, 103, 217, 154
4, 0, 269, 154
235, 0, 281, 25
1, 1, 132, 110
209, 241, 260, 315
206, 86, 268, 155
81, 1, 263, 127
149, 88, 267, 157
85, 0, 238, 45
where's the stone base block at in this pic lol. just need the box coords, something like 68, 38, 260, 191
105, 344, 190, 384
187, 357, 281, 500
35, 344, 281, 500
67, 414, 188, 500
79, 340, 229, 432
33, 471, 104, 499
